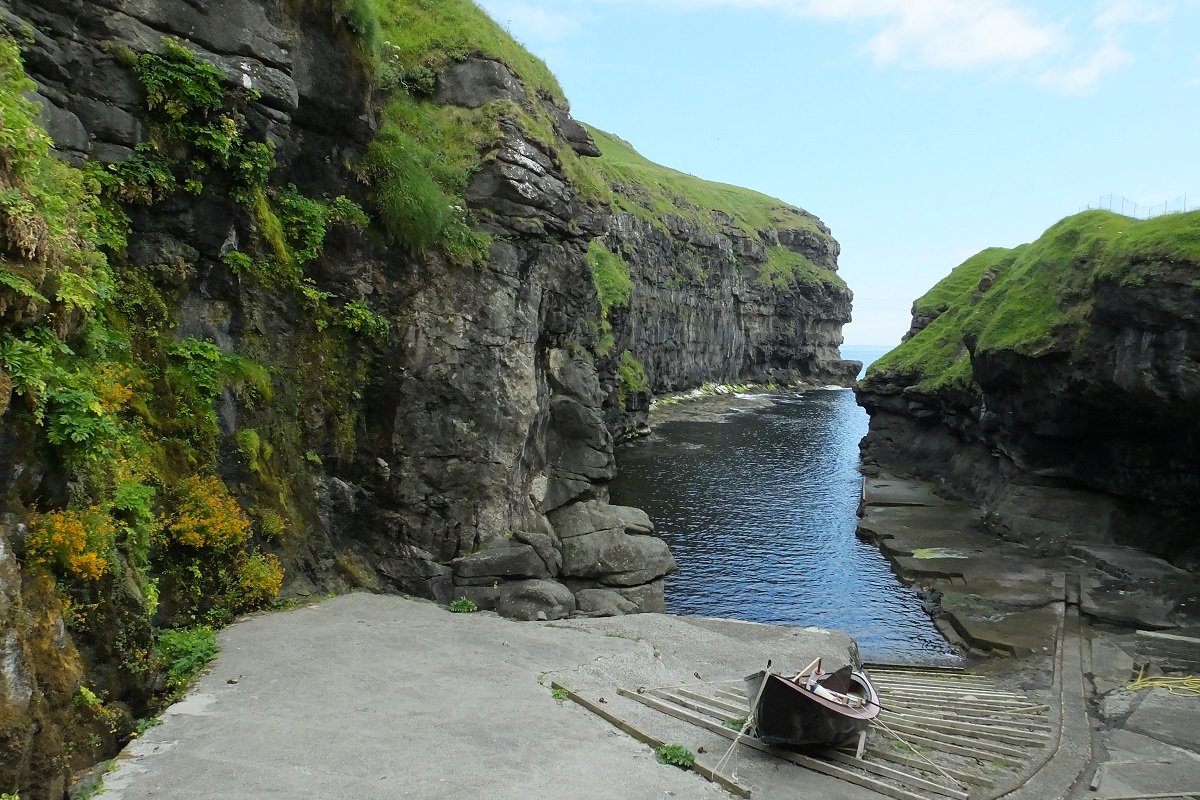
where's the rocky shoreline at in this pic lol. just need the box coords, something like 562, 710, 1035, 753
858, 471, 1200, 798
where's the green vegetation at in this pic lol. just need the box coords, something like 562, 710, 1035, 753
760, 245, 846, 290
722, 717, 747, 730
616, 350, 649, 405
155, 626, 218, 692
370, 0, 564, 102
868, 209, 1200, 391
447, 597, 478, 613
588, 239, 633, 315
550, 686, 569, 701
585, 125, 820, 237
655, 744, 696, 768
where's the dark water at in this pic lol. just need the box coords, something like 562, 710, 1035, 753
610, 379, 960, 664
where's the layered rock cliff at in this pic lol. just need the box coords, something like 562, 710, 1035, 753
0, 0, 854, 792
584, 128, 858, 436
858, 210, 1200, 568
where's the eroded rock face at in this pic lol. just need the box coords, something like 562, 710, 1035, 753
602, 210, 857, 428
858, 268, 1200, 567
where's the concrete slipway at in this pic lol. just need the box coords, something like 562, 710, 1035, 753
98, 593, 891, 800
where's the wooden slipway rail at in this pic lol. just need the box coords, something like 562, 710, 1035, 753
561, 577, 1094, 798
620, 663, 1056, 800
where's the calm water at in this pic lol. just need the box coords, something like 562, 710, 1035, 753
610, 357, 960, 664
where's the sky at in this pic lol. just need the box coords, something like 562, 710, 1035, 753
473, 0, 1200, 346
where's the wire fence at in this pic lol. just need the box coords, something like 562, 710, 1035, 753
1079, 193, 1199, 219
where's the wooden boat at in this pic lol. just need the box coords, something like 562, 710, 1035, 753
744, 659, 880, 749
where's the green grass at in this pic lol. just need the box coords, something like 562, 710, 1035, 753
866, 209, 1200, 391
759, 245, 847, 290
447, 597, 477, 613
655, 743, 696, 768
584, 125, 827, 239
156, 626, 218, 692
371, 0, 564, 103
587, 239, 632, 314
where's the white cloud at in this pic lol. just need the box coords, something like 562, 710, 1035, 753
1037, 42, 1132, 91
793, 0, 1062, 69
1095, 0, 1174, 29
483, 0, 1175, 91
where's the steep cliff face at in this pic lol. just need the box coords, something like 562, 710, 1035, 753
0, 0, 854, 792
858, 210, 1200, 568
583, 128, 858, 437
604, 210, 855, 392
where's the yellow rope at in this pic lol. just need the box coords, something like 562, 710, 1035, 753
1127, 665, 1200, 697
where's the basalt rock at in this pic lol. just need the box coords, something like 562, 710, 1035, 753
858, 211, 1200, 569
0, 0, 856, 791
603, 210, 857, 402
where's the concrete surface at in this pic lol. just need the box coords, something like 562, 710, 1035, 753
101, 594, 885, 800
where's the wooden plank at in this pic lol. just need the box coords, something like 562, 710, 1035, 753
549, 683, 751, 797
821, 750, 969, 799
617, 689, 930, 800
672, 688, 748, 717
865, 663, 968, 675
881, 711, 1048, 746
860, 747, 990, 787
876, 685, 1028, 701
879, 719, 1034, 758
882, 696, 1051, 720
869, 675, 994, 688
881, 702, 1053, 733
872, 722, 1026, 763
879, 690, 1033, 709
648, 690, 742, 724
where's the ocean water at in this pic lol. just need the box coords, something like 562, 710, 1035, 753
610, 367, 960, 665
840, 343, 895, 379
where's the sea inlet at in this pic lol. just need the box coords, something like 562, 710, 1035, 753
610, 349, 959, 664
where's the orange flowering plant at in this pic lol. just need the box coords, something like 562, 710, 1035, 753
27, 505, 118, 580
163, 475, 250, 551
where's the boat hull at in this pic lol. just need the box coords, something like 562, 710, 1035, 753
744, 669, 880, 749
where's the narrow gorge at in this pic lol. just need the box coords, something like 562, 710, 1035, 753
0, 0, 856, 793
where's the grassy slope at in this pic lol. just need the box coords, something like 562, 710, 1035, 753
364, 1, 840, 291
584, 126, 842, 287
868, 209, 1200, 390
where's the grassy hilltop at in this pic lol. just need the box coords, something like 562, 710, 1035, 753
868, 209, 1200, 391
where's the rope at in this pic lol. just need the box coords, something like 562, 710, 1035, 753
1127, 665, 1200, 697
715, 669, 772, 779
870, 716, 967, 791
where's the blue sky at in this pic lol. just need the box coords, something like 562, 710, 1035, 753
474, 0, 1200, 346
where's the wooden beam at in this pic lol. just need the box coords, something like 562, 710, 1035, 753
618, 688, 934, 800
549, 683, 751, 797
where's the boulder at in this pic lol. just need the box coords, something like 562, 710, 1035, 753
436, 58, 527, 108
616, 581, 667, 613
574, 588, 637, 616
496, 580, 575, 621
560, 530, 676, 586
452, 538, 552, 581
549, 500, 653, 539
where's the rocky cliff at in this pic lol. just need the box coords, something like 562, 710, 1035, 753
858, 210, 1200, 569
584, 127, 858, 437
0, 0, 853, 793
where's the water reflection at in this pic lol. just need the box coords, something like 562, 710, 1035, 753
610, 389, 960, 664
